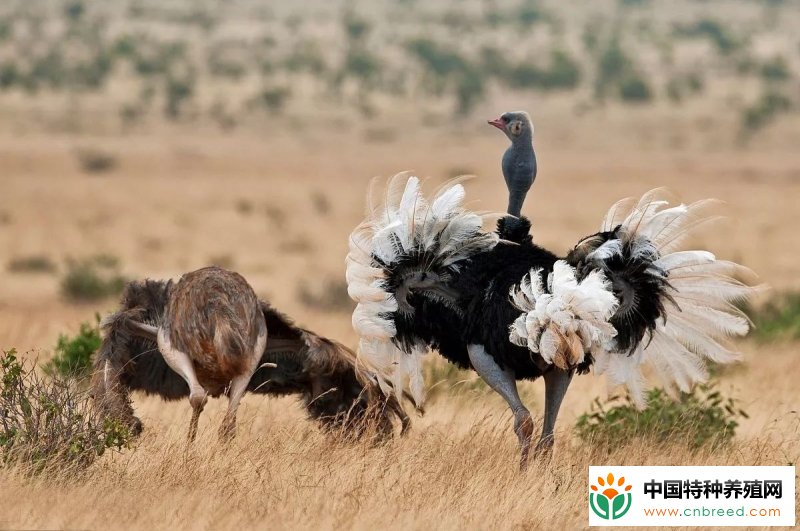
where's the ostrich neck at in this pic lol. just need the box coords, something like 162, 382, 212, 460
503, 137, 536, 217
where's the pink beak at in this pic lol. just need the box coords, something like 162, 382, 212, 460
488, 117, 505, 130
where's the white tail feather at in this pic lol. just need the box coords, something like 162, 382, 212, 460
346, 175, 498, 407
590, 190, 760, 405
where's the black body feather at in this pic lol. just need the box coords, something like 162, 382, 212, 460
390, 216, 558, 380
566, 227, 672, 354
385, 216, 663, 381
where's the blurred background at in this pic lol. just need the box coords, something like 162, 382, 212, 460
1, 0, 799, 354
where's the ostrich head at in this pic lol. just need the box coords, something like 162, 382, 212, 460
488, 110, 537, 217
488, 110, 534, 142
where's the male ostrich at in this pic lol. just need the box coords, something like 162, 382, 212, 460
346, 111, 758, 469
93, 267, 407, 442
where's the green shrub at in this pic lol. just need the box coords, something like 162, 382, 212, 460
406, 38, 468, 80
544, 50, 581, 89
743, 292, 800, 342
258, 86, 290, 113
741, 90, 791, 134
479, 46, 510, 78
516, 0, 547, 27
0, 61, 20, 89
405, 38, 488, 112
7, 255, 57, 274
576, 383, 747, 450
619, 74, 653, 102
454, 68, 485, 115
761, 56, 790, 82
60, 256, 128, 303
673, 19, 741, 55
64, 1, 86, 22
508, 50, 581, 91
1, 349, 130, 474
343, 48, 382, 84
597, 38, 629, 89
42, 317, 102, 380
164, 74, 195, 119
343, 12, 371, 42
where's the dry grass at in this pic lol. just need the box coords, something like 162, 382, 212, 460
0, 344, 796, 530
0, 393, 796, 530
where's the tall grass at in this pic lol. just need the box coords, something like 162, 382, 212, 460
0, 387, 794, 529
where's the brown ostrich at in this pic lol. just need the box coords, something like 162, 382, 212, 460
93, 267, 407, 442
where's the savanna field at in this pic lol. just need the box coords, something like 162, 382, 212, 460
1, 0, 799, 529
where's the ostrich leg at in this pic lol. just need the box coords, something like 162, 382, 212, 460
534, 368, 573, 457
467, 344, 534, 471
218, 318, 267, 441
157, 327, 208, 442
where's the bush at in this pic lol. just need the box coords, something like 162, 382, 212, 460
60, 256, 128, 303
164, 75, 195, 119
760, 56, 790, 82
0, 349, 130, 474
406, 38, 468, 80
454, 68, 485, 115
507, 50, 581, 91
0, 61, 20, 89
343, 48, 382, 84
575, 383, 747, 450
741, 90, 791, 134
743, 292, 800, 342
673, 19, 741, 55
43, 317, 102, 380
343, 12, 371, 42
7, 255, 57, 274
619, 74, 653, 102
258, 86, 290, 113
517, 0, 547, 27
76, 148, 118, 174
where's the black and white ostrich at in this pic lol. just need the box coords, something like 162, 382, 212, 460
346, 111, 758, 469
92, 267, 407, 441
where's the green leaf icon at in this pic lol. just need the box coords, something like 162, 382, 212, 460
596, 494, 609, 514
612, 494, 625, 515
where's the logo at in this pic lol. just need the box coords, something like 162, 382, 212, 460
590, 472, 633, 521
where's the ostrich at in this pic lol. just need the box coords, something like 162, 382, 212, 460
346, 111, 759, 469
93, 267, 407, 442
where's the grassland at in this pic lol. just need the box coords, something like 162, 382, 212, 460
1, 0, 799, 529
